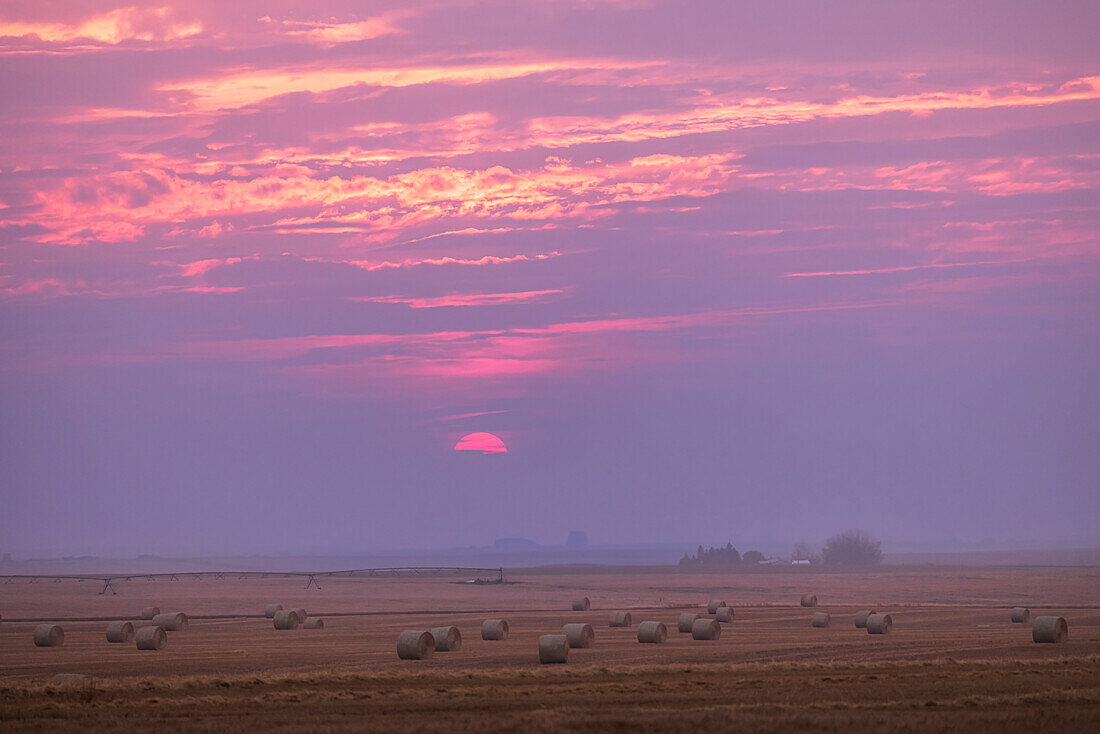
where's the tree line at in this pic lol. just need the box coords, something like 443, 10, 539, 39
678, 543, 764, 567
679, 530, 883, 567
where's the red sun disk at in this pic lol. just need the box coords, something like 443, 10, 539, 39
454, 432, 508, 454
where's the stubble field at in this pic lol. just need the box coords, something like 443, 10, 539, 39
1, 565, 1098, 731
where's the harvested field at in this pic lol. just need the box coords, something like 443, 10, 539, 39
1, 565, 1098, 731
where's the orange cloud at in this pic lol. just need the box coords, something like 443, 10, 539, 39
260, 10, 412, 44
29, 154, 740, 244
159, 56, 659, 112
0, 6, 201, 45
521, 77, 1100, 149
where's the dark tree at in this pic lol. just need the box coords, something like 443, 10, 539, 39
821, 530, 883, 566
679, 543, 742, 566
742, 550, 765, 564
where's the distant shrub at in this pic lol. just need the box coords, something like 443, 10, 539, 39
821, 530, 883, 566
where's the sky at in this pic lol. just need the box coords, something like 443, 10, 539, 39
0, 1, 1097, 558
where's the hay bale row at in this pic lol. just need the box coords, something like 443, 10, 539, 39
811, 612, 830, 628
866, 613, 892, 634
706, 599, 726, 614
562, 623, 595, 648
136, 626, 167, 650
609, 611, 632, 628
481, 619, 509, 640
1032, 616, 1067, 643
34, 624, 64, 647
800, 595, 818, 607
572, 597, 591, 611
716, 606, 734, 623
677, 612, 700, 633
637, 621, 667, 643
539, 634, 569, 663
264, 604, 283, 619
430, 626, 462, 651
854, 610, 875, 628
140, 606, 160, 620
106, 621, 135, 643
150, 612, 188, 631
691, 618, 720, 640
273, 610, 300, 630
1011, 607, 1030, 623
397, 630, 434, 660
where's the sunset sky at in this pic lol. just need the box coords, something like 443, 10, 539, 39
1, 1, 1097, 557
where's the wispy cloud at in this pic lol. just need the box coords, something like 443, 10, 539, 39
356, 289, 566, 308
785, 259, 1028, 278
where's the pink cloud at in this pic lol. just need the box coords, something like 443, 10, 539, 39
431, 410, 511, 423
178, 257, 242, 278
299, 251, 564, 272
785, 259, 1028, 278
357, 289, 566, 308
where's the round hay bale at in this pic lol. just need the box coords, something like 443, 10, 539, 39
691, 618, 721, 640
303, 618, 324, 630
140, 606, 160, 620
571, 597, 591, 611
866, 613, 892, 634
1032, 616, 1067, 643
51, 673, 87, 687
33, 624, 64, 647
1011, 607, 1030, 624
811, 612, 831, 628
538, 634, 569, 664
716, 606, 735, 623
150, 612, 188, 631
677, 612, 701, 633
264, 604, 283, 619
295, 608, 307, 623
800, 595, 818, 607
609, 611, 633, 628
561, 623, 595, 648
481, 619, 509, 640
854, 610, 875, 628
397, 630, 434, 660
135, 626, 167, 650
430, 626, 462, 651
637, 621, 667, 643
273, 610, 300, 630
706, 599, 726, 614
106, 621, 135, 643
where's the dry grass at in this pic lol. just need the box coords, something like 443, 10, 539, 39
1, 565, 1098, 731
2, 658, 1098, 732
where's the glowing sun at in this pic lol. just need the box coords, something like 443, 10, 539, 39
454, 432, 508, 454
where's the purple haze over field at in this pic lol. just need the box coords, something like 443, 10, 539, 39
0, 1, 1097, 558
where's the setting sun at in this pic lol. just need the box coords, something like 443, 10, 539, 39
453, 432, 508, 454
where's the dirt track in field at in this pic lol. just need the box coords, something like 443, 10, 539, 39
2, 565, 1098, 731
